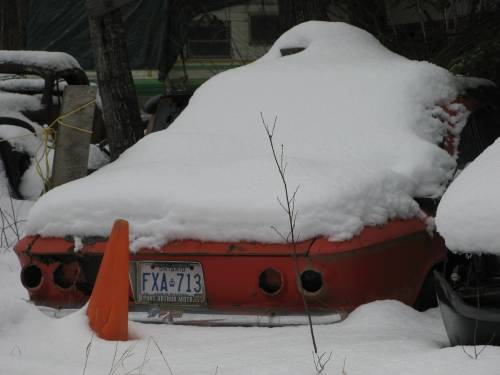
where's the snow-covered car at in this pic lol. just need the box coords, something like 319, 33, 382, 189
436, 119, 500, 346
0, 50, 89, 122
0, 50, 90, 199
14, 22, 490, 323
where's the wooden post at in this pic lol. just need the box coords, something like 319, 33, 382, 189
51, 85, 97, 188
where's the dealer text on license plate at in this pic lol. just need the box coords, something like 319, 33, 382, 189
135, 262, 206, 305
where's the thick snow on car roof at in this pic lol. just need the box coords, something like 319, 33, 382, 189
27, 22, 475, 249
0, 50, 81, 71
436, 139, 500, 254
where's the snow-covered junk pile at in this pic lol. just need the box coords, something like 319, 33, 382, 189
13, 22, 499, 325
435, 127, 500, 346
0, 50, 108, 200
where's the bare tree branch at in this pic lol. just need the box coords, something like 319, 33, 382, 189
261, 113, 334, 372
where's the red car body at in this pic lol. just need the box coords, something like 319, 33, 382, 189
14, 100, 475, 318
15, 218, 444, 314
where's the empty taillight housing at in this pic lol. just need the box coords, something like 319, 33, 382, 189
258, 267, 284, 295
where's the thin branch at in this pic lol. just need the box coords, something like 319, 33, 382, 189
109, 344, 135, 375
477, 333, 496, 357
82, 333, 94, 375
261, 113, 320, 357
150, 337, 174, 375
290, 185, 299, 207
313, 351, 333, 374
138, 336, 152, 375
461, 260, 494, 360
7, 187, 19, 240
0, 209, 8, 248
342, 357, 347, 375
108, 342, 119, 375
292, 210, 299, 232
270, 225, 288, 243
276, 196, 289, 214
461, 344, 475, 359
270, 115, 277, 137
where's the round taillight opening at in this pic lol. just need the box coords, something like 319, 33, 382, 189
21, 264, 43, 290
53, 262, 80, 290
300, 269, 323, 294
259, 268, 283, 295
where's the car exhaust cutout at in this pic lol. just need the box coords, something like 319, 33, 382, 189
258, 268, 283, 295
300, 269, 323, 295
53, 261, 81, 290
21, 264, 43, 290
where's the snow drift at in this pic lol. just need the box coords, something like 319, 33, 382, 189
437, 138, 500, 254
26, 22, 474, 249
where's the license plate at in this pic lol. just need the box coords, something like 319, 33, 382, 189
135, 262, 206, 305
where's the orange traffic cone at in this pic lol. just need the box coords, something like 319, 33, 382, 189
87, 219, 130, 341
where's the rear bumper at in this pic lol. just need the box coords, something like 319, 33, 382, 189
15, 219, 445, 313
434, 271, 500, 346
38, 305, 343, 327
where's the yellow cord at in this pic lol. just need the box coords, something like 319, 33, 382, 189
57, 120, 93, 134
0, 98, 97, 192
47, 98, 97, 130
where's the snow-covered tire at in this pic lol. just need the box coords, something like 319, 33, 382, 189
0, 117, 36, 199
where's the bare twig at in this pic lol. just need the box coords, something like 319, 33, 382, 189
151, 336, 175, 375
108, 342, 119, 375
313, 351, 333, 373
270, 225, 288, 243
0, 190, 24, 249
138, 336, 152, 375
82, 333, 94, 375
108, 343, 136, 375
461, 263, 495, 359
7, 188, 19, 240
461, 344, 475, 359
0, 208, 9, 249
261, 113, 332, 373
476, 333, 496, 357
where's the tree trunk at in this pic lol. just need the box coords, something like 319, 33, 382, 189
87, 6, 142, 161
278, 0, 329, 33
0, 0, 26, 49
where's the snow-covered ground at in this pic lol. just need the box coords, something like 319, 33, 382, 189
1, 200, 500, 374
